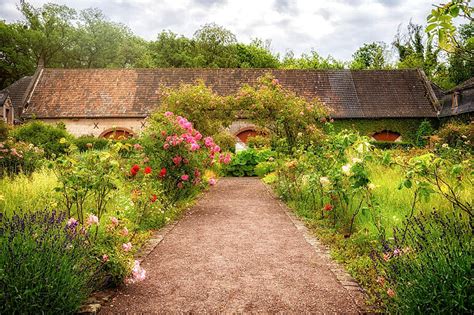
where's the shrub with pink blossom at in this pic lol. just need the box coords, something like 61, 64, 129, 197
141, 111, 230, 202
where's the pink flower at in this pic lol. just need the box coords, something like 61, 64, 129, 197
211, 145, 221, 153
194, 132, 202, 140
122, 242, 132, 252
121, 227, 129, 236
133, 143, 143, 151
87, 214, 99, 226
127, 260, 146, 283
208, 178, 216, 186
181, 174, 189, 181
204, 137, 214, 148
177, 182, 184, 189
110, 217, 119, 227
102, 254, 109, 262
393, 248, 401, 256
190, 143, 200, 151
387, 288, 396, 298
172, 156, 182, 166
164, 111, 173, 117
163, 143, 170, 150
219, 153, 231, 164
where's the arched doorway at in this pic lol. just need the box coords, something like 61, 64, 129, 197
372, 130, 401, 142
100, 128, 134, 140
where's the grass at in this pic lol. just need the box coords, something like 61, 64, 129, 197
0, 168, 59, 217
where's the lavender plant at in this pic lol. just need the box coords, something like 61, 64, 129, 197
0, 210, 101, 313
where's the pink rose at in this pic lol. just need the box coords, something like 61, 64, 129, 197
208, 178, 216, 186
122, 242, 132, 252
110, 217, 119, 227
102, 254, 109, 262
164, 111, 173, 117
181, 174, 189, 181
87, 214, 99, 226
190, 143, 200, 151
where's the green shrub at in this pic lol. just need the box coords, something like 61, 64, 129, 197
0, 210, 100, 313
224, 148, 275, 177
437, 121, 473, 148
415, 120, 434, 147
11, 121, 73, 158
0, 139, 45, 176
213, 131, 236, 153
0, 120, 8, 141
370, 141, 413, 150
255, 161, 277, 177
247, 135, 271, 149
375, 212, 472, 313
74, 135, 109, 152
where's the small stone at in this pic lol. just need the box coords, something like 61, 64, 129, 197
78, 303, 101, 314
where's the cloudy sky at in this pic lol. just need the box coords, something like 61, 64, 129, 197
0, 0, 437, 61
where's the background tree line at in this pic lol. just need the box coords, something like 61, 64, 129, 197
1, 0, 472, 89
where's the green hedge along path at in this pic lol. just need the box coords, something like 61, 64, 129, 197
102, 177, 363, 313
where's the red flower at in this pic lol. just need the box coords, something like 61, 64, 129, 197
144, 166, 152, 174
159, 167, 167, 178
130, 164, 140, 176
324, 204, 333, 211
150, 194, 157, 203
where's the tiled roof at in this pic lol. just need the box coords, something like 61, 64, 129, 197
439, 77, 474, 117
24, 68, 437, 119
1, 76, 33, 114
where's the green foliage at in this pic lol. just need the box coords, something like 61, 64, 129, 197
350, 42, 389, 70
331, 118, 436, 144
246, 134, 271, 149
437, 121, 474, 149
415, 120, 434, 147
0, 120, 8, 141
235, 39, 280, 68
233, 73, 327, 151
255, 161, 277, 177
159, 81, 232, 137
281, 50, 344, 69
193, 23, 238, 68
375, 212, 472, 313
0, 138, 45, 176
11, 121, 72, 158
224, 149, 275, 177
0, 210, 100, 314
53, 142, 122, 224
213, 131, 236, 153
74, 135, 109, 152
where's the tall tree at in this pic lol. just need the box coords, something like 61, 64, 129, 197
193, 23, 238, 67
234, 39, 280, 68
350, 42, 389, 69
281, 50, 344, 69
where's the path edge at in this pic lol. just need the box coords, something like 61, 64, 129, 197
262, 182, 370, 313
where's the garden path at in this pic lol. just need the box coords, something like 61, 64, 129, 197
102, 177, 362, 313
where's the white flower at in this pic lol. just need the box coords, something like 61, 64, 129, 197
319, 176, 331, 186
352, 157, 362, 164
442, 143, 449, 148
368, 183, 376, 190
342, 164, 352, 175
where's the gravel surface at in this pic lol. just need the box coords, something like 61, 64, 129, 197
101, 177, 361, 314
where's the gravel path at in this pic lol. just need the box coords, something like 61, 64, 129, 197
102, 177, 361, 313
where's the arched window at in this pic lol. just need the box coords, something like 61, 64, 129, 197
372, 130, 401, 142
236, 128, 258, 143
100, 128, 134, 140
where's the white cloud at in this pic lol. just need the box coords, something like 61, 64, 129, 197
0, 0, 436, 60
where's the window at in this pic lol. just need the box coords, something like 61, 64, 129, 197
100, 128, 134, 140
372, 130, 401, 142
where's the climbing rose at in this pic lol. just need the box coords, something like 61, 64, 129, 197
130, 164, 140, 176
159, 168, 167, 178
190, 143, 200, 151
87, 214, 99, 226
121, 227, 129, 236
324, 204, 333, 211
208, 178, 216, 186
387, 288, 396, 298
181, 174, 189, 181
144, 166, 152, 174
172, 156, 182, 166
110, 217, 119, 227
122, 242, 132, 252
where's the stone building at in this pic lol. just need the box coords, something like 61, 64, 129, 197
0, 76, 32, 125
438, 77, 474, 120
4, 66, 470, 143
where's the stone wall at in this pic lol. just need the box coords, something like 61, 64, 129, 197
40, 118, 146, 137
